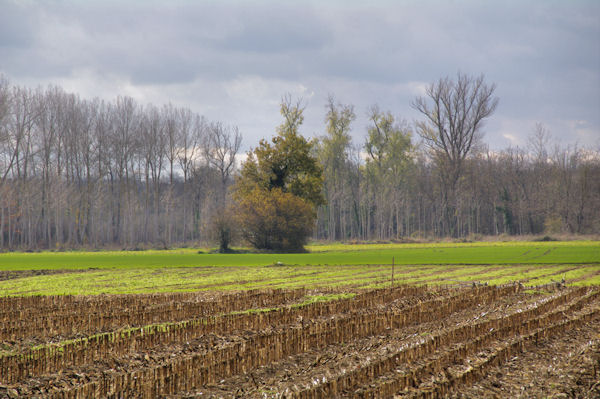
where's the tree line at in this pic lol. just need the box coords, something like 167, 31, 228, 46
0, 73, 598, 250
0, 75, 240, 249
316, 75, 599, 241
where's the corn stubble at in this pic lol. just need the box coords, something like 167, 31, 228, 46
0, 284, 598, 398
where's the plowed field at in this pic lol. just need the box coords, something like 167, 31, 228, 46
1, 284, 598, 398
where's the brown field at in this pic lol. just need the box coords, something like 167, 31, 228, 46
0, 285, 599, 398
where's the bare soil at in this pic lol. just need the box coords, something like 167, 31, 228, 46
0, 285, 598, 398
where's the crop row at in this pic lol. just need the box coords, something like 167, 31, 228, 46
296, 287, 599, 398
0, 289, 314, 341
0, 288, 309, 319
32, 285, 526, 398
1, 285, 429, 383
419, 308, 598, 398
362, 300, 599, 398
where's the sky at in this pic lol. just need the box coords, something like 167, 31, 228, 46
1, 0, 599, 152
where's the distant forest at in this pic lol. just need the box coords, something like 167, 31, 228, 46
0, 74, 599, 250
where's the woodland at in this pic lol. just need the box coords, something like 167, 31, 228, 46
0, 73, 599, 251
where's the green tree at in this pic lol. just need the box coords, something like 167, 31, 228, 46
363, 107, 413, 238
234, 96, 324, 251
235, 186, 314, 251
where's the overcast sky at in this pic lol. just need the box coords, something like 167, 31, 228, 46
1, 0, 599, 151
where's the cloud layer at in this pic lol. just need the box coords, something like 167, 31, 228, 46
1, 0, 598, 150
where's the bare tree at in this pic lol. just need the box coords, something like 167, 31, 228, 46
177, 111, 206, 242
0, 75, 16, 191
203, 122, 241, 251
203, 122, 242, 203
109, 96, 139, 244
139, 104, 164, 243
0, 75, 9, 155
412, 73, 498, 236
0, 75, 12, 248
317, 96, 355, 241
163, 104, 180, 186
529, 122, 551, 163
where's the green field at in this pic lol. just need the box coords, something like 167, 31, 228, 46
0, 241, 598, 296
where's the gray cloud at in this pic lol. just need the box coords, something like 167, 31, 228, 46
219, 5, 331, 54
0, 2, 36, 48
0, 0, 598, 150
